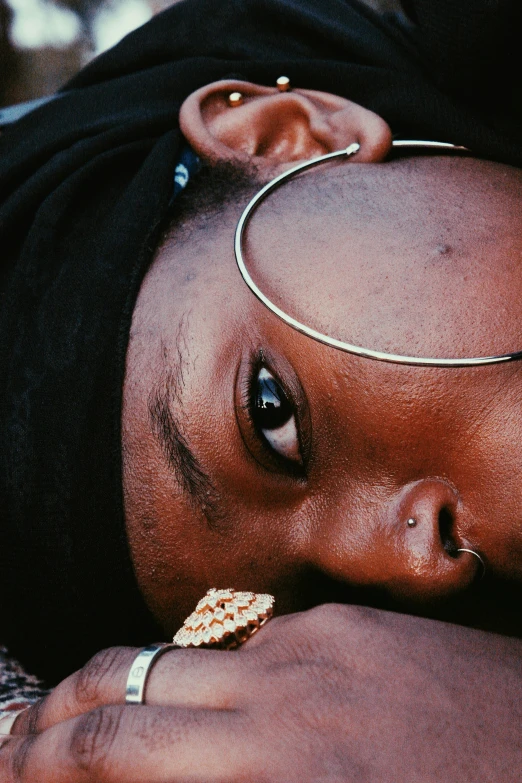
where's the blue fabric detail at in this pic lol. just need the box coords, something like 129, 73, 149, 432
172, 145, 201, 202
0, 95, 61, 128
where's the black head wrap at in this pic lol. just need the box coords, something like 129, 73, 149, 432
1, 0, 521, 685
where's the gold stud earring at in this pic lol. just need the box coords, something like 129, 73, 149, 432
228, 91, 244, 107
276, 76, 291, 92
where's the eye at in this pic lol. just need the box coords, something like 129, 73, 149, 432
252, 367, 302, 463
235, 351, 310, 478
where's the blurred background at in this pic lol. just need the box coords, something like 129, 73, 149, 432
0, 0, 403, 107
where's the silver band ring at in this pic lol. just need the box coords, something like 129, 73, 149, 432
457, 548, 486, 579
125, 643, 178, 705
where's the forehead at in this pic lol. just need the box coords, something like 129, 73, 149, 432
245, 156, 522, 360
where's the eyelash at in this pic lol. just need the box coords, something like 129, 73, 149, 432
241, 355, 306, 476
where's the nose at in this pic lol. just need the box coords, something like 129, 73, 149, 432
312, 479, 482, 604
383, 478, 480, 602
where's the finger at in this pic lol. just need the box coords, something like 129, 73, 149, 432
11, 644, 253, 736
0, 711, 27, 737
1, 705, 248, 783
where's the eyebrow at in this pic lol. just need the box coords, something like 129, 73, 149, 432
148, 324, 222, 529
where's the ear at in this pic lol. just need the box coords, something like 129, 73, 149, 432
179, 79, 392, 173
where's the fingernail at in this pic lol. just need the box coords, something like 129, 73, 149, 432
0, 709, 26, 736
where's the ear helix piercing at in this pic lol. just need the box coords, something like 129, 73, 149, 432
228, 91, 244, 108
229, 78, 290, 107
407, 518, 417, 528
457, 548, 486, 579
276, 76, 291, 92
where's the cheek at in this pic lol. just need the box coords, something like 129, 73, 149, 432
123, 353, 309, 635
458, 401, 522, 577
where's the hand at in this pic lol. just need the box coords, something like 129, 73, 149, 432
2, 605, 521, 782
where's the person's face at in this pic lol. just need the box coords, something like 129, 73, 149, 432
122, 155, 522, 637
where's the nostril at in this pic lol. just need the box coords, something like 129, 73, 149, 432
438, 506, 459, 557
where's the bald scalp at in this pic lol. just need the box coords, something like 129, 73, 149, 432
245, 155, 522, 359
270, 155, 522, 231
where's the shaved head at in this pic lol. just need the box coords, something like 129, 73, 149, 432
245, 155, 522, 359
125, 151, 522, 638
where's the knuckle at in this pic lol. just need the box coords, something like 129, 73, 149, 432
74, 647, 128, 709
305, 602, 346, 625
9, 698, 47, 736
69, 706, 122, 774
10, 735, 37, 782
304, 602, 368, 637
24, 696, 48, 735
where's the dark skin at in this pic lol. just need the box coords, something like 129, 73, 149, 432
124, 157, 522, 631
2, 81, 521, 781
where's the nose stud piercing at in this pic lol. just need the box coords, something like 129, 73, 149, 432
407, 518, 417, 528
228, 91, 244, 107
276, 76, 291, 92
457, 548, 486, 579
